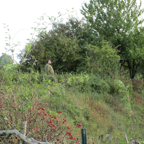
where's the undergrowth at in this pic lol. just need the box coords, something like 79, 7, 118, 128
0, 67, 144, 144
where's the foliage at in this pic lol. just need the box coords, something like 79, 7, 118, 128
81, 0, 144, 79
114, 79, 135, 141
1, 8, 144, 144
0, 101, 81, 143
131, 79, 144, 93
0, 54, 13, 64
85, 40, 120, 77
0, 54, 18, 74
56, 72, 110, 94
1, 64, 144, 143
18, 17, 89, 73
0, 54, 14, 70
0, 69, 82, 143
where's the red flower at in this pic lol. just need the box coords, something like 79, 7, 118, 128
43, 111, 47, 116
63, 119, 67, 124
77, 124, 82, 128
0, 103, 2, 108
66, 131, 72, 135
37, 112, 41, 115
50, 137, 52, 140
36, 130, 39, 132
42, 108, 45, 111
58, 111, 62, 114
34, 128, 36, 130
67, 126, 70, 129
49, 124, 53, 127
57, 139, 59, 141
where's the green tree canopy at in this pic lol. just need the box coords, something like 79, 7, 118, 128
18, 17, 89, 73
81, 0, 144, 78
85, 40, 120, 77
0, 54, 14, 70
0, 54, 14, 64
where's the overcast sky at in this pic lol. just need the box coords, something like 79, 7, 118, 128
0, 0, 143, 63
0, 0, 90, 63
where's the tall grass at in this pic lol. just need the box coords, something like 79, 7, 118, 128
0, 66, 144, 143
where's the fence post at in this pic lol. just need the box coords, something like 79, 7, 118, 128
81, 129, 87, 144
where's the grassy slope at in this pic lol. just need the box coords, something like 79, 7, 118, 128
0, 69, 144, 144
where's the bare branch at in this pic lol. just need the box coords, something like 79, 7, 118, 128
0, 129, 55, 144
125, 133, 129, 144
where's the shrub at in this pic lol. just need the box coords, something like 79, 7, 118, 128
0, 95, 81, 143
85, 40, 120, 77
131, 79, 144, 93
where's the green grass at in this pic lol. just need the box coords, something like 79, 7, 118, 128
0, 68, 144, 144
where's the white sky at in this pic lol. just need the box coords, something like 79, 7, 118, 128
0, 0, 89, 63
0, 0, 143, 63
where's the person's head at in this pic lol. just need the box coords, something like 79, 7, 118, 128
47, 59, 51, 64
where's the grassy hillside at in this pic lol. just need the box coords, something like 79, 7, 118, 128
0, 67, 144, 144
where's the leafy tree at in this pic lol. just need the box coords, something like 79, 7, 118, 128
0, 54, 14, 64
18, 17, 90, 73
81, 0, 144, 79
85, 40, 120, 78
122, 27, 144, 78
129, 27, 144, 78
0, 54, 14, 70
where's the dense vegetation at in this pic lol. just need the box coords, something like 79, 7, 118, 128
1, 0, 144, 143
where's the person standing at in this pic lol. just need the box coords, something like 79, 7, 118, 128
45, 60, 54, 75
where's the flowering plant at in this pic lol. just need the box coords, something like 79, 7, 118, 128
0, 99, 81, 143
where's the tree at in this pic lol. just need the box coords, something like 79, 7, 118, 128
18, 17, 89, 73
85, 40, 120, 77
81, 0, 144, 79
0, 54, 14, 70
126, 27, 144, 78
0, 54, 14, 64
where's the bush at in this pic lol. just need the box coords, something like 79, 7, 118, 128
64, 73, 111, 93
131, 79, 144, 93
89, 74, 110, 93
85, 40, 120, 77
